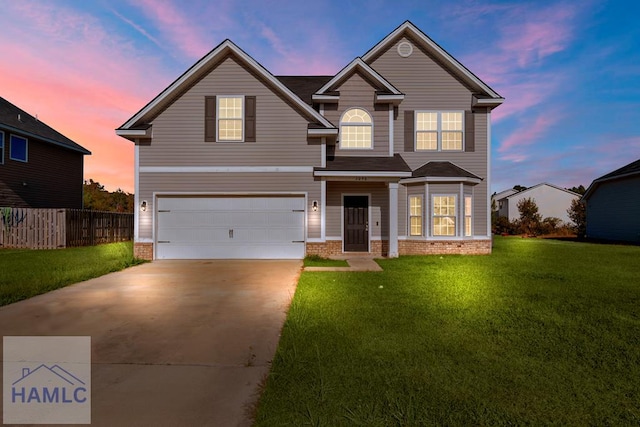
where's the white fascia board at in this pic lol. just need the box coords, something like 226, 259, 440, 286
115, 129, 149, 137
121, 40, 333, 130
361, 21, 502, 100
308, 128, 338, 136
316, 58, 402, 95
314, 171, 412, 178
473, 97, 505, 108
140, 166, 314, 173
312, 95, 339, 102
399, 177, 482, 184
376, 94, 405, 101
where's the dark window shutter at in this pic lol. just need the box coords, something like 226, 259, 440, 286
205, 96, 216, 142
465, 110, 475, 152
245, 96, 256, 142
404, 110, 415, 152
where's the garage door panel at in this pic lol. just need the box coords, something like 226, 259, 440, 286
156, 196, 305, 259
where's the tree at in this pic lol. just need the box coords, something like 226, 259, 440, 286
83, 180, 134, 212
517, 197, 542, 236
567, 198, 587, 238
567, 185, 586, 195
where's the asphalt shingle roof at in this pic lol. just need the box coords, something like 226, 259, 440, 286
596, 159, 640, 181
0, 97, 90, 155
317, 154, 411, 172
276, 76, 333, 105
412, 161, 482, 180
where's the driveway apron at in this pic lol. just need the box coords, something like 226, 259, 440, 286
0, 260, 301, 426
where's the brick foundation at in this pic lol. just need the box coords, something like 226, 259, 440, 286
399, 239, 492, 255
306, 239, 492, 257
134, 242, 154, 260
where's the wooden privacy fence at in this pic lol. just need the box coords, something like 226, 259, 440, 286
0, 208, 134, 249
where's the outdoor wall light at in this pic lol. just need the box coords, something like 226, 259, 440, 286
312, 200, 319, 212
140, 200, 147, 212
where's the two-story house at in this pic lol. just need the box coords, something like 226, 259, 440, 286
1, 96, 91, 208
117, 21, 503, 260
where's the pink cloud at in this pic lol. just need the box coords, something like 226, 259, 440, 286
0, 1, 176, 193
129, 0, 214, 60
498, 113, 560, 159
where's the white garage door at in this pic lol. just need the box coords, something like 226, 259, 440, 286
156, 196, 305, 259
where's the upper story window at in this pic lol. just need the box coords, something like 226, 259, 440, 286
340, 108, 372, 149
218, 96, 243, 141
416, 111, 463, 151
205, 95, 256, 143
10, 134, 28, 162
0, 131, 4, 164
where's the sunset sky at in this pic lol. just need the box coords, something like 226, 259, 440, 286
1, 1, 638, 193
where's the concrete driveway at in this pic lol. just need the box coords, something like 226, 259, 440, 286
0, 260, 301, 426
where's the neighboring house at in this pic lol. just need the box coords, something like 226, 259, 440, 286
0, 97, 91, 208
116, 21, 504, 260
494, 183, 580, 224
583, 159, 640, 243
491, 188, 517, 212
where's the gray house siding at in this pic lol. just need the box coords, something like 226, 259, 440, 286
141, 56, 319, 167
137, 172, 321, 239
586, 176, 640, 242
368, 36, 490, 237
322, 72, 390, 157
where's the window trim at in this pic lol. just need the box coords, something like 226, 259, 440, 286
217, 95, 245, 142
432, 194, 457, 237
409, 195, 423, 236
0, 131, 4, 164
339, 107, 374, 150
415, 110, 464, 152
464, 195, 473, 237
9, 134, 28, 163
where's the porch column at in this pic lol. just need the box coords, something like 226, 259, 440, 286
388, 182, 399, 258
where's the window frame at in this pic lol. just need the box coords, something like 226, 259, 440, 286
217, 95, 245, 142
339, 107, 374, 150
9, 134, 28, 163
464, 195, 473, 237
415, 111, 464, 152
432, 194, 457, 237
409, 195, 423, 236
0, 131, 4, 164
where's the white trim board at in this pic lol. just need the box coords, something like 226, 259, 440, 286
140, 166, 314, 173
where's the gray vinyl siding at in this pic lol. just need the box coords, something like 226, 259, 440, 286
137, 172, 320, 239
326, 182, 389, 239
370, 36, 490, 236
586, 176, 640, 242
141, 56, 319, 167
398, 184, 407, 236
322, 72, 390, 157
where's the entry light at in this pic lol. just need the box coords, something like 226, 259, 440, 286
140, 200, 148, 212
312, 200, 319, 212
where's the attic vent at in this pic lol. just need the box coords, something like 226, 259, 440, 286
397, 41, 413, 58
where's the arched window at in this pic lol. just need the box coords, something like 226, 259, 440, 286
340, 108, 372, 149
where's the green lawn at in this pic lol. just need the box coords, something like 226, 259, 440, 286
0, 242, 144, 306
304, 255, 349, 267
255, 237, 640, 425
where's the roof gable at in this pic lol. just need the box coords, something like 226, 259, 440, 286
506, 183, 580, 199
117, 40, 334, 135
583, 159, 640, 199
362, 21, 503, 104
0, 97, 90, 155
315, 58, 402, 96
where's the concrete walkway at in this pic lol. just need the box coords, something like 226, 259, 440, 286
0, 260, 301, 427
304, 257, 383, 272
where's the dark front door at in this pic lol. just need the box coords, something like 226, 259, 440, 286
344, 196, 369, 252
